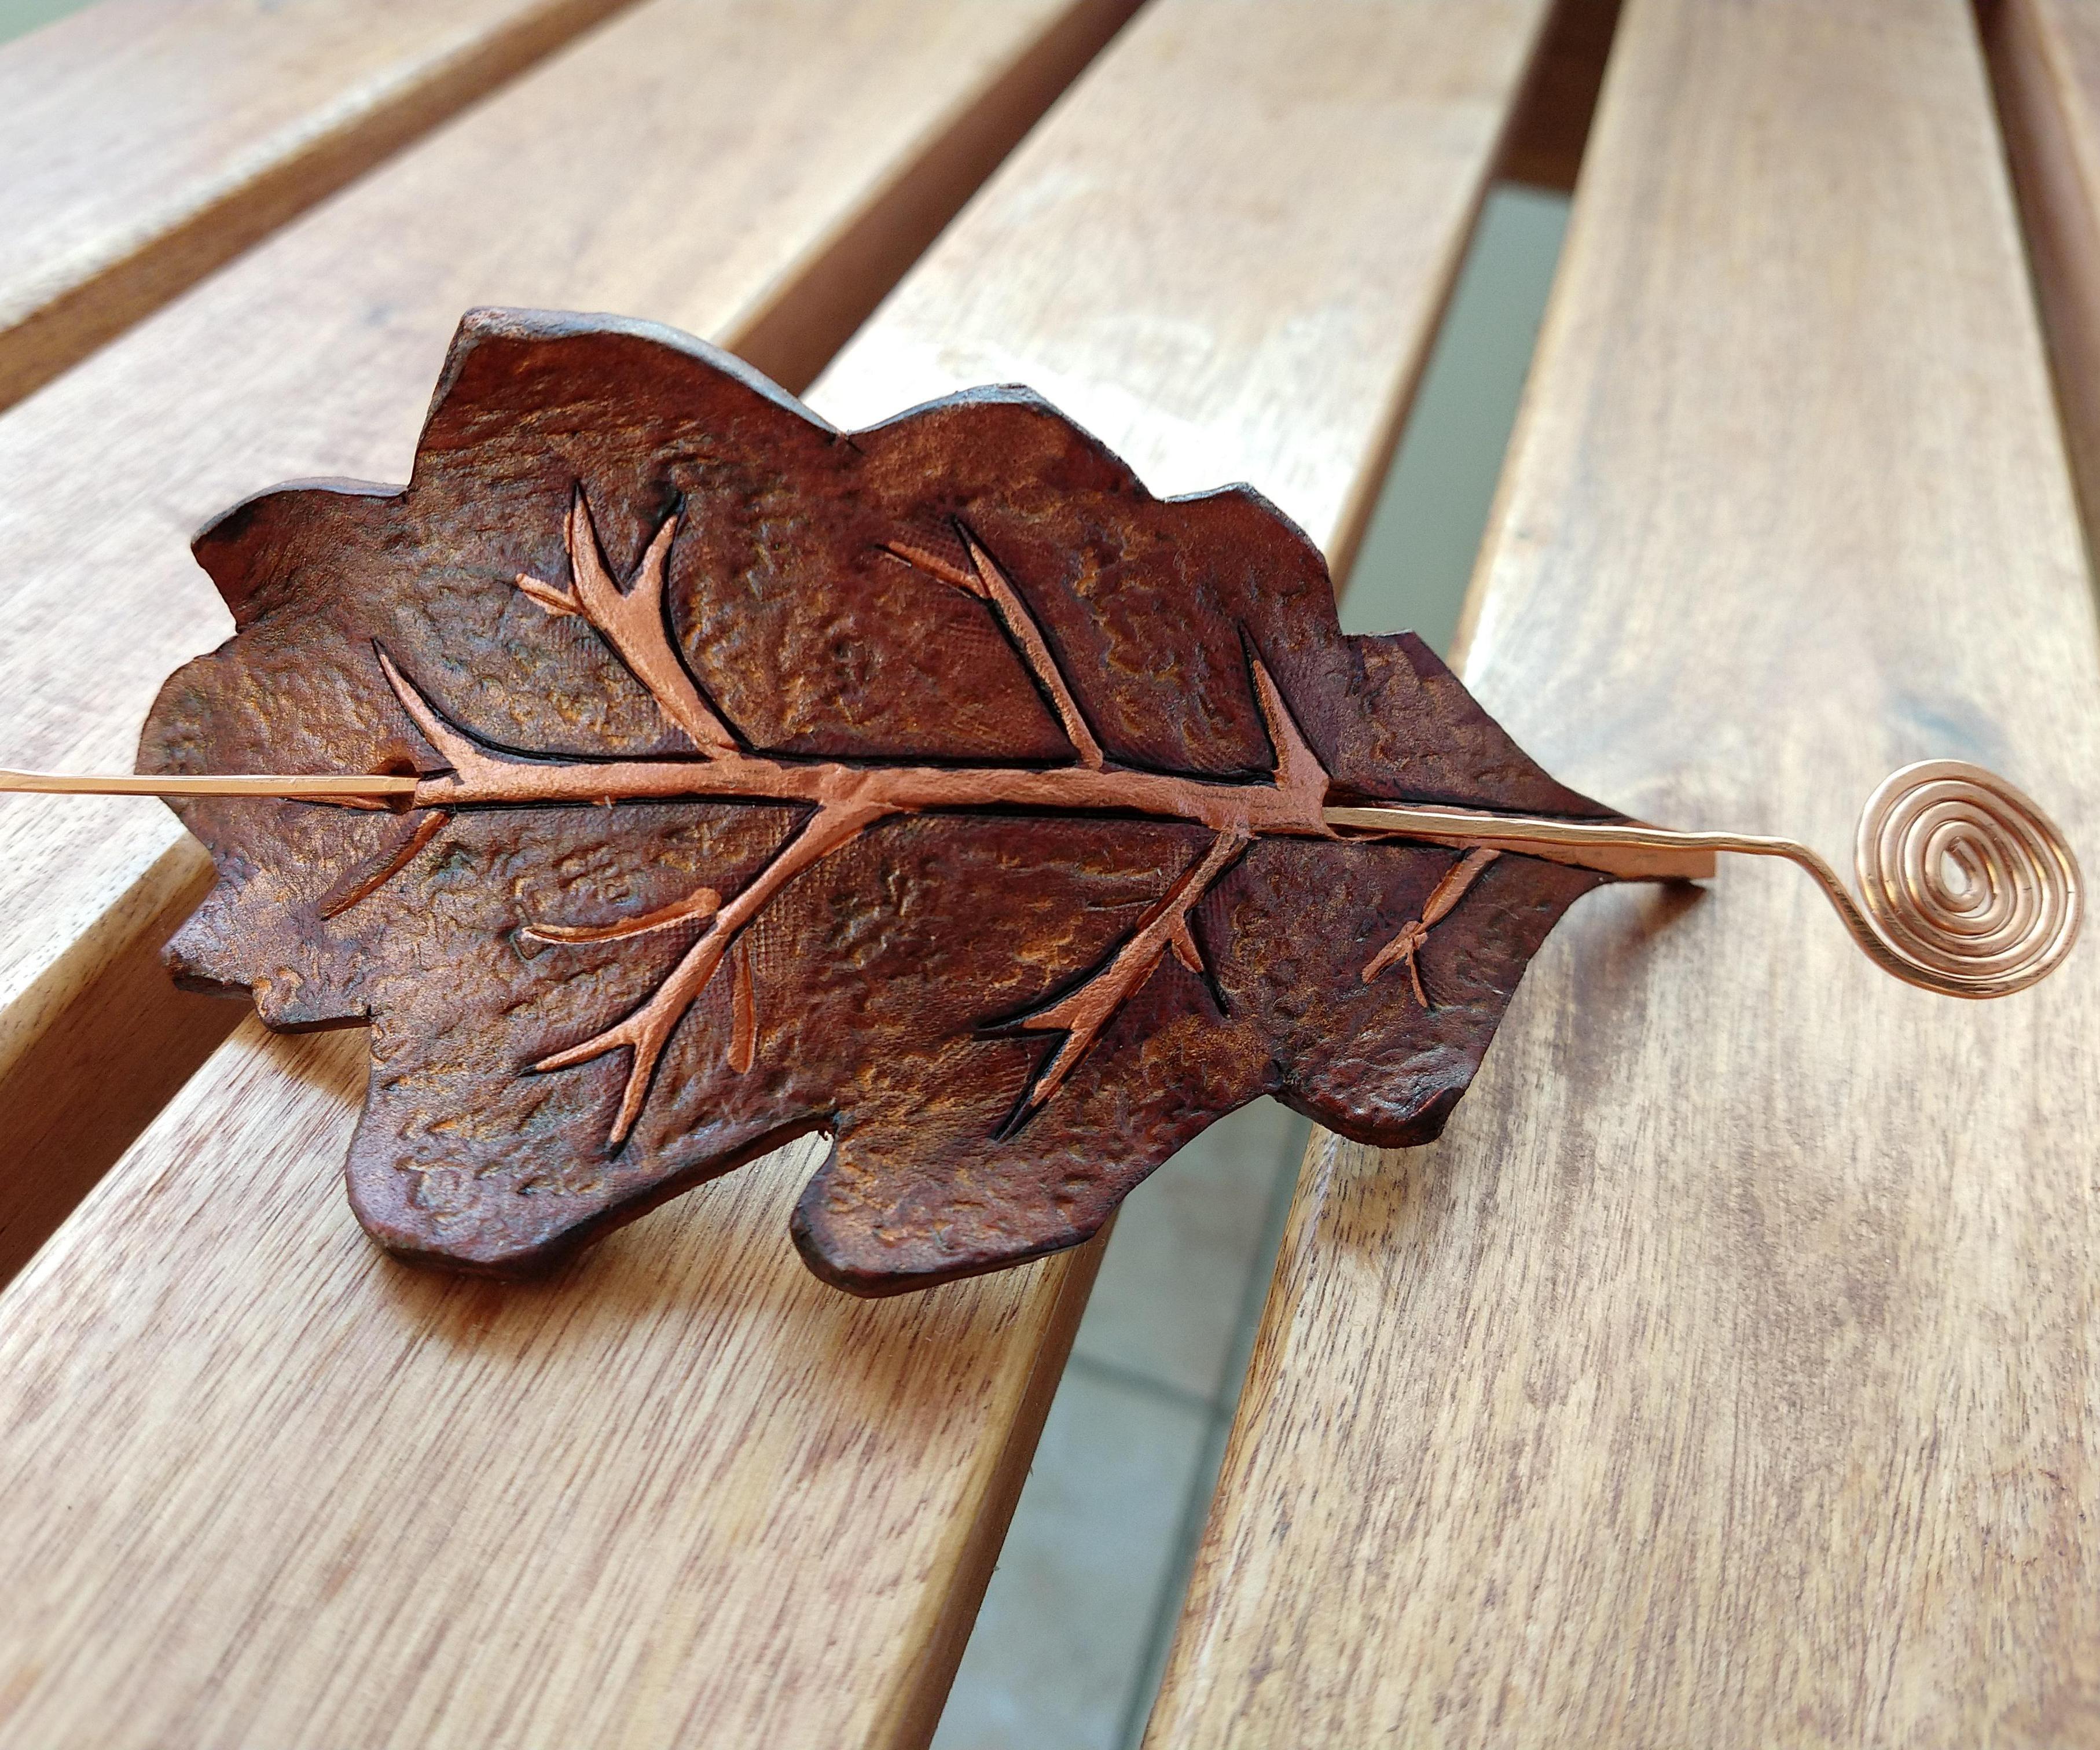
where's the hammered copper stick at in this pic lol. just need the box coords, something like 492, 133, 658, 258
4, 308, 2081, 1295
8, 753, 2078, 1006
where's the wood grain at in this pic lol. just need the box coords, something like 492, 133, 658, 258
0, 0, 1134, 1278
0, 0, 654, 413
0, 1027, 1102, 1749
810, 0, 1554, 578
0, 2, 1555, 1743
1982, 0, 2100, 550
1148, 1, 2100, 1744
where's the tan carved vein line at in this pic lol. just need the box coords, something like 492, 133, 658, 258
883, 524, 1105, 770
531, 799, 891, 1145
1004, 826, 1249, 1128
516, 490, 740, 758
1246, 641, 1328, 802
318, 808, 450, 919
387, 654, 1331, 834
1362, 846, 1501, 1005
966, 531, 1106, 769
729, 939, 758, 1075
524, 883, 720, 945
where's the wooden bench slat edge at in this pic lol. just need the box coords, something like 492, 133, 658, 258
1981, 0, 2100, 545
1144, 0, 2100, 1741
0, 0, 654, 413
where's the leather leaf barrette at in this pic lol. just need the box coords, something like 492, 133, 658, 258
4, 310, 2079, 1293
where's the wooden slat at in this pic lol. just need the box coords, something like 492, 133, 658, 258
1148, 1, 2100, 1744
0, 0, 649, 413
1983, 0, 2100, 547
0, 2, 1556, 1744
807, 0, 1548, 572
0, 0, 1136, 1284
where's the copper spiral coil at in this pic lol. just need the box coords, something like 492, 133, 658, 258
1844, 761, 2080, 997
1326, 759, 2082, 999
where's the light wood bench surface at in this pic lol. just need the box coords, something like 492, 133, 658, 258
1147, 1, 2100, 1743
0, 1, 1557, 1744
0, 0, 648, 412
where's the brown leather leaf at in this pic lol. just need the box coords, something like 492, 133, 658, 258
139, 308, 1625, 1295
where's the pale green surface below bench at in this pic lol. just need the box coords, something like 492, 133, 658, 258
934, 183, 1573, 1750
0, 0, 87, 46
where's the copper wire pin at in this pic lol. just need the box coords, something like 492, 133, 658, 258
1, 758, 2077, 999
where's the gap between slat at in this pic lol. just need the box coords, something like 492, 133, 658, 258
1977, 0, 2100, 573
949, 6, 1627, 1738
